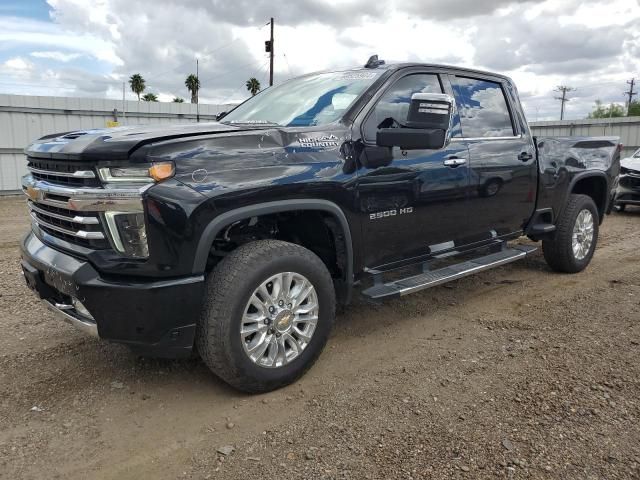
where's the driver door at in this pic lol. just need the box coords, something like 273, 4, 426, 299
355, 71, 472, 269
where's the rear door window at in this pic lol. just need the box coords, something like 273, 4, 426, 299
451, 77, 515, 138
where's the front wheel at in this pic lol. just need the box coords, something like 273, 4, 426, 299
542, 194, 599, 273
196, 240, 336, 393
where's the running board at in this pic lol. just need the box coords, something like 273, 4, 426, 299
362, 245, 537, 300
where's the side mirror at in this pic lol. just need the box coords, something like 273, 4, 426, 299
377, 128, 446, 150
376, 93, 454, 150
216, 111, 227, 121
359, 145, 393, 169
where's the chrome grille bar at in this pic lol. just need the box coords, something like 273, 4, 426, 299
22, 175, 144, 212
28, 166, 95, 178
27, 201, 100, 225
29, 212, 105, 240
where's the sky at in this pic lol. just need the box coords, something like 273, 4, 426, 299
0, 0, 639, 121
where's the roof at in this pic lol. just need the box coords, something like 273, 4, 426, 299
305, 61, 513, 83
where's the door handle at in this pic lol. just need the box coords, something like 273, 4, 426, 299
443, 157, 467, 167
518, 152, 533, 162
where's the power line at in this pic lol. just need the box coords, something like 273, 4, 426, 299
282, 52, 293, 80
554, 85, 575, 120
197, 58, 267, 85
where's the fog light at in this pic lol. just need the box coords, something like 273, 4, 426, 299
104, 211, 149, 258
72, 297, 94, 319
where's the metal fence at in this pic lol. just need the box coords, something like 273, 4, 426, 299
530, 116, 640, 158
0, 94, 234, 192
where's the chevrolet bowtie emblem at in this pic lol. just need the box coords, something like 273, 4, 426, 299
26, 186, 39, 201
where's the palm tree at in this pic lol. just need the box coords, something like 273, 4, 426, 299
185, 74, 200, 104
129, 74, 146, 101
172, 97, 184, 103
246, 77, 261, 96
142, 93, 158, 102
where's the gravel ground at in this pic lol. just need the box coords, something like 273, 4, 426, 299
0, 195, 639, 480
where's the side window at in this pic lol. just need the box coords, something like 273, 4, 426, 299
451, 77, 515, 138
363, 74, 443, 142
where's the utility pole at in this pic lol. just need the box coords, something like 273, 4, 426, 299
625, 78, 636, 115
269, 17, 274, 86
196, 57, 200, 123
555, 85, 574, 121
122, 82, 126, 124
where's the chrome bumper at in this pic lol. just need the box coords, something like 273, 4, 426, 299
44, 300, 99, 337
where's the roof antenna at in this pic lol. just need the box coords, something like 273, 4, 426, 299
364, 55, 385, 69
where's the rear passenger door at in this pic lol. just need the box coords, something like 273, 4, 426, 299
448, 75, 536, 242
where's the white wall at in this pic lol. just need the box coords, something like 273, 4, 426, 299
0, 94, 235, 192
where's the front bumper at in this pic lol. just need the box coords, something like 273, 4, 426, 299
615, 171, 640, 205
20, 232, 205, 358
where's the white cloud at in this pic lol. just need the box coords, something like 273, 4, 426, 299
0, 16, 121, 65
3, 57, 33, 71
0, 0, 638, 120
30, 51, 83, 62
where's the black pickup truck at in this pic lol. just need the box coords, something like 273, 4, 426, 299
20, 57, 621, 392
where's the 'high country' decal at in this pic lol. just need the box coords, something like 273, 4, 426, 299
298, 134, 340, 148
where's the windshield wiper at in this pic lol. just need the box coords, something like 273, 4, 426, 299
224, 120, 281, 127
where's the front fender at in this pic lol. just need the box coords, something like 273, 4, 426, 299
192, 198, 354, 289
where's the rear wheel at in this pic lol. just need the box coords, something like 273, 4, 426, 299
543, 194, 599, 273
196, 240, 336, 393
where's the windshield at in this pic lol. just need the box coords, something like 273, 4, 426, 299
222, 70, 382, 127
634, 148, 640, 158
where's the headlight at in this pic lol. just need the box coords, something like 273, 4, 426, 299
97, 162, 174, 184
104, 211, 149, 258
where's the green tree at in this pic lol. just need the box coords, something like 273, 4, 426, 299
185, 74, 200, 104
628, 101, 640, 117
245, 77, 261, 96
128, 73, 146, 101
142, 93, 158, 102
172, 97, 185, 103
588, 100, 625, 119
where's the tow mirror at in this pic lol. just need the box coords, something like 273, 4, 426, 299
359, 145, 393, 169
376, 93, 454, 150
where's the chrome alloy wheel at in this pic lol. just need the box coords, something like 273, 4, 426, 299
572, 209, 594, 260
240, 272, 319, 368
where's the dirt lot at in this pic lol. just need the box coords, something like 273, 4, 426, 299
0, 195, 639, 480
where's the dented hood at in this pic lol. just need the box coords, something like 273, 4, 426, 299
24, 122, 250, 161
621, 156, 640, 172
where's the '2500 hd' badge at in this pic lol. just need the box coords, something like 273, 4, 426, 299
369, 207, 413, 220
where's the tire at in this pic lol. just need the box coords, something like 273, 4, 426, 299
542, 194, 599, 273
196, 240, 336, 393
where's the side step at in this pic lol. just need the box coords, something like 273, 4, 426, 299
362, 245, 537, 300
527, 223, 556, 236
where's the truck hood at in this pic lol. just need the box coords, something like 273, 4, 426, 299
24, 122, 251, 161
621, 156, 640, 172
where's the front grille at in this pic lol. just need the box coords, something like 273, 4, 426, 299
27, 200, 109, 249
620, 173, 640, 191
23, 158, 144, 253
27, 159, 100, 187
